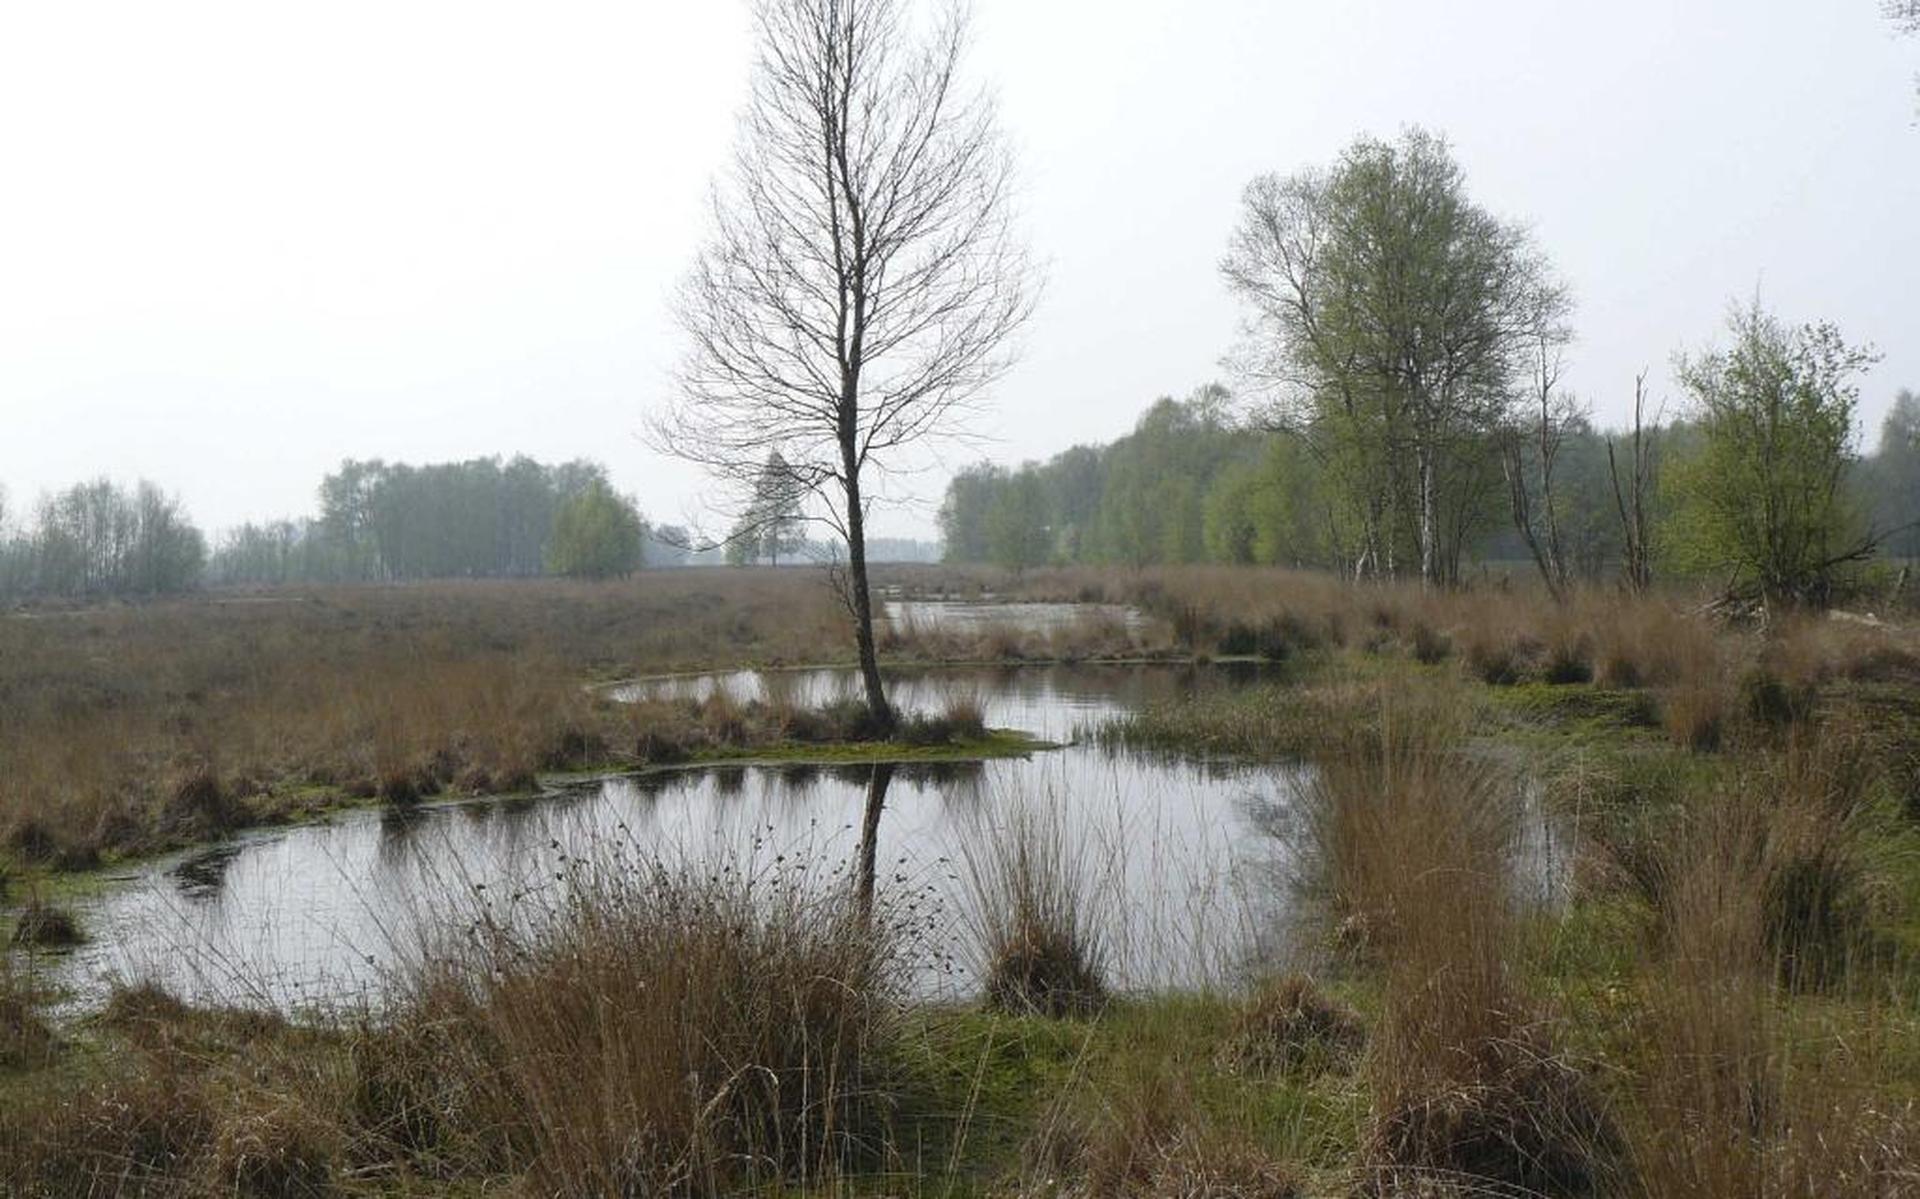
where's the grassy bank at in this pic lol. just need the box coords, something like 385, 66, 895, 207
0, 570, 1166, 874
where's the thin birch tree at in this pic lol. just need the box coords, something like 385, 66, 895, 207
654, 0, 1034, 729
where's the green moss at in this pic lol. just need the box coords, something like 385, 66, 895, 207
1483, 682, 1661, 739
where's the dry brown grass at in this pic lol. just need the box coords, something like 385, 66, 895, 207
0, 963, 54, 1071
1215, 975, 1365, 1078
1019, 1066, 1303, 1199
1625, 736, 1919, 1197
4, 569, 1091, 867
8, 564, 1915, 870
9, 899, 85, 948
958, 803, 1110, 1019
348, 850, 902, 1195
1296, 684, 1619, 1195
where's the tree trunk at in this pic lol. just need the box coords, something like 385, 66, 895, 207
840, 465, 894, 732
854, 761, 896, 915
1417, 446, 1438, 586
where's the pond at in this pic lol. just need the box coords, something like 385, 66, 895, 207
28, 656, 1567, 1014
880, 598, 1147, 637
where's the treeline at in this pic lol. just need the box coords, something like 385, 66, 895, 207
944, 129, 1917, 605
0, 456, 673, 600
940, 382, 1920, 585
212, 456, 662, 584
0, 480, 206, 599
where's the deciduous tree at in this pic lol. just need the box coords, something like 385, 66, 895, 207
655, 0, 1034, 730
1223, 129, 1569, 585
1670, 299, 1878, 608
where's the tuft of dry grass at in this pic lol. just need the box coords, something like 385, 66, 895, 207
1296, 684, 1619, 1195
0, 964, 54, 1071
1624, 732, 1918, 1196
1021, 1067, 1303, 1199
352, 849, 902, 1195
1215, 975, 1365, 1078
1663, 684, 1727, 752
10, 900, 84, 949
959, 804, 1109, 1019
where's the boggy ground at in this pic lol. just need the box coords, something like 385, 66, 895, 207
4, 565, 1920, 1196
0, 570, 1166, 876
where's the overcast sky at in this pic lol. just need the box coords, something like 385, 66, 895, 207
1, 0, 1914, 540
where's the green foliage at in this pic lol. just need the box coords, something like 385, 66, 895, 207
546, 479, 645, 580
1667, 299, 1878, 606
1224, 128, 1568, 585
259, 455, 620, 584
986, 468, 1052, 572
1867, 389, 1920, 559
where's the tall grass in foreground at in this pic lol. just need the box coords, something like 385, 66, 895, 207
349, 850, 902, 1195
1300, 685, 1619, 1196
1625, 729, 1917, 1197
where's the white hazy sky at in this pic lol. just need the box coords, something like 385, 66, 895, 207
1, 1, 1915, 540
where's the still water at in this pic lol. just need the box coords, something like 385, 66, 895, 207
43, 660, 1317, 1011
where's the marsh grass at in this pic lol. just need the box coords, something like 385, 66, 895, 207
1018, 1063, 1306, 1198
958, 802, 1110, 1019
0, 962, 54, 1070
359, 848, 902, 1195
10, 899, 85, 949
1293, 685, 1619, 1195
1626, 756, 1919, 1197
6, 564, 1920, 1195
1216, 975, 1366, 1079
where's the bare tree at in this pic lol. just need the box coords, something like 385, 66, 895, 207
1607, 373, 1657, 594
654, 0, 1034, 730
1501, 320, 1585, 600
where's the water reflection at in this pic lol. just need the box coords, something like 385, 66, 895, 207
39, 662, 1565, 1014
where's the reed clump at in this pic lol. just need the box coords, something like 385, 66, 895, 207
1297, 685, 1619, 1195
1216, 975, 1365, 1078
959, 804, 1109, 1019
352, 851, 902, 1195
1625, 747, 1917, 1196
10, 900, 85, 949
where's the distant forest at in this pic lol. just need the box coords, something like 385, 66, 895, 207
0, 456, 937, 600
939, 384, 1920, 584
